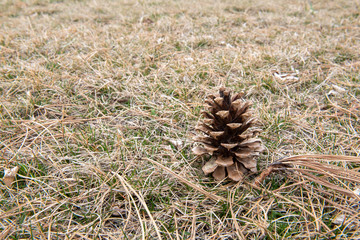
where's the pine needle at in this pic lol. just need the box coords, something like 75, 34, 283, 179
257, 154, 360, 198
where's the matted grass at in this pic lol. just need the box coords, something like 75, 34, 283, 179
1, 0, 359, 239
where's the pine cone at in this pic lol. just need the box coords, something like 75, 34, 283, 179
193, 87, 264, 181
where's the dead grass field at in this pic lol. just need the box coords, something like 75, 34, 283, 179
1, 0, 360, 239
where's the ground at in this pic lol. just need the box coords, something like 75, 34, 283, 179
0, 0, 360, 239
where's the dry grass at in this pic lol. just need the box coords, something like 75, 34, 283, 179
1, 0, 360, 239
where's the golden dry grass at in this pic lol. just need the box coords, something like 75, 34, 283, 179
1, 0, 360, 239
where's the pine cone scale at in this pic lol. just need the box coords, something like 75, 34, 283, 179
202, 157, 218, 175
215, 155, 234, 167
226, 123, 242, 129
213, 166, 226, 181
221, 143, 238, 150
227, 162, 246, 181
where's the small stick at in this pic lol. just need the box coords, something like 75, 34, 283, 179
253, 163, 288, 186
254, 165, 276, 186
